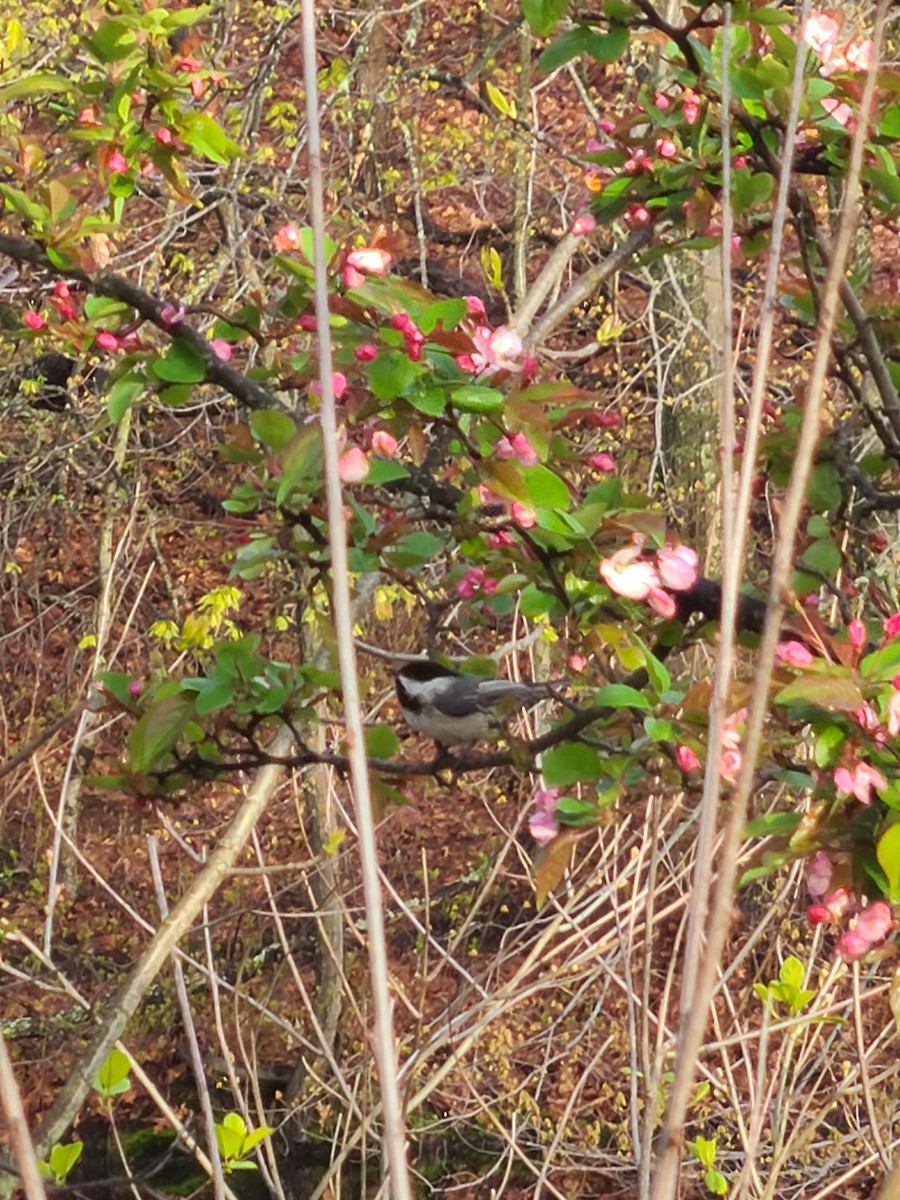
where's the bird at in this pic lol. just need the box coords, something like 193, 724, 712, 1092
393, 660, 567, 748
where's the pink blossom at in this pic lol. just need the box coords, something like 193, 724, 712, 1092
844, 39, 874, 71
647, 587, 676, 619
733, 155, 748, 168
107, 151, 128, 174
510, 502, 536, 529
656, 543, 698, 592
529, 787, 560, 846
390, 312, 425, 361
887, 689, 900, 737
495, 432, 539, 467
455, 354, 477, 373
849, 618, 866, 648
597, 118, 616, 134
23, 310, 46, 330
209, 339, 232, 361
586, 453, 616, 472
808, 886, 853, 925
804, 12, 841, 58
338, 446, 370, 483
834, 761, 887, 804
855, 703, 880, 733
624, 203, 652, 229
568, 654, 587, 674
94, 331, 120, 351
297, 314, 317, 332
775, 640, 815, 668
456, 567, 486, 599
656, 138, 678, 159
654, 92, 670, 110
273, 224, 302, 252
353, 343, 376, 362
178, 56, 203, 72
821, 97, 852, 127
189, 76, 205, 99
155, 127, 174, 145
720, 748, 742, 783
722, 708, 747, 750
464, 295, 487, 320
159, 303, 187, 326
571, 213, 597, 236
676, 744, 700, 771
681, 88, 701, 125
471, 325, 524, 376
77, 106, 101, 126
371, 429, 398, 457
837, 901, 895, 961
128, 678, 144, 697
599, 543, 660, 602
343, 265, 365, 289
885, 613, 900, 641
346, 247, 392, 276
311, 372, 348, 401
807, 851, 833, 899
487, 530, 515, 549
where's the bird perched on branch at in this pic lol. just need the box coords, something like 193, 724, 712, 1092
394, 660, 567, 748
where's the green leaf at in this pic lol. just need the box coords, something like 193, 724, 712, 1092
151, 339, 206, 383
775, 672, 864, 713
584, 25, 628, 64
594, 683, 651, 710
84, 19, 137, 63
814, 723, 845, 768
180, 677, 235, 715
449, 384, 505, 412
554, 795, 598, 826
800, 536, 841, 576
861, 640, 900, 682
733, 170, 775, 214
542, 743, 604, 785
44, 1142, 83, 1183
877, 823, 900, 903
366, 724, 400, 759
523, 465, 571, 511
367, 349, 421, 401
405, 387, 446, 416
522, 0, 569, 37
98, 671, 141, 709
128, 694, 192, 772
179, 112, 241, 165
384, 530, 444, 569
538, 24, 627, 72
107, 374, 145, 423
250, 409, 297, 451
807, 461, 842, 511
419, 298, 467, 334
94, 1048, 131, 1097
364, 458, 410, 485
743, 811, 801, 838
0, 183, 48, 224
0, 72, 71, 102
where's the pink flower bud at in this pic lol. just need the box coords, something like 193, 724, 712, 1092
107, 151, 128, 174
676, 744, 700, 771
297, 314, 317, 331
209, 339, 232, 361
338, 446, 370, 483
848, 619, 866, 649
24, 311, 46, 330
568, 654, 587, 673
273, 224, 302, 252
656, 138, 677, 159
128, 679, 144, 697
355, 343, 378, 361
571, 213, 597, 236
586, 453, 616, 472
464, 295, 487, 319
775, 640, 815, 668
371, 430, 398, 457
94, 331, 120, 351
346, 247, 392, 276
155, 127, 174, 145
510, 502, 536, 529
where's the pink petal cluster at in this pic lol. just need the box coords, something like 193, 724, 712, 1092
338, 446, 370, 483
599, 540, 698, 608
346, 247, 392, 275
456, 566, 497, 599
495, 432, 539, 467
510, 502, 536, 529
529, 787, 560, 846
833, 760, 887, 805
310, 372, 348, 401
487, 530, 515, 550
51, 281, 77, 321
371, 429, 398, 457
775, 640, 815, 668
599, 543, 660, 601
806, 850, 833, 899
470, 325, 525, 377
586, 453, 616, 473
273, 224, 302, 252
656, 543, 698, 592
807, 885, 853, 925
390, 312, 425, 362
803, 12, 873, 76
719, 707, 747, 784
837, 901, 895, 961
24, 310, 46, 330
676, 744, 700, 772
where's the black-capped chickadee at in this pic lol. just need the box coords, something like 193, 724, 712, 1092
394, 660, 567, 747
